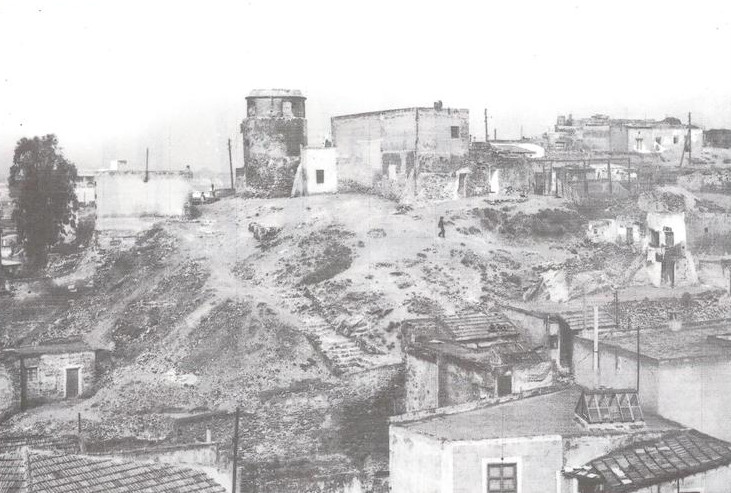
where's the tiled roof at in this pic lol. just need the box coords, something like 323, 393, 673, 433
0, 449, 226, 493
566, 430, 731, 492
399, 386, 681, 442
0, 435, 79, 455
403, 312, 517, 344
439, 312, 516, 342
559, 308, 617, 332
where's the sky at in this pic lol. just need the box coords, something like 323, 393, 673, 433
1, 0, 730, 177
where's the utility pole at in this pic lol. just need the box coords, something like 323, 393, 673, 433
231, 407, 240, 493
607, 159, 612, 195
493, 129, 497, 141
144, 148, 150, 183
614, 290, 619, 326
484, 109, 489, 142
688, 112, 692, 166
0, 228, 4, 292
228, 138, 234, 190
634, 318, 640, 392
582, 286, 587, 331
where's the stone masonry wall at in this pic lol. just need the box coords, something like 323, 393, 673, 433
23, 351, 96, 404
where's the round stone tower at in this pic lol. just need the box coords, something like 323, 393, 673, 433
240, 89, 307, 196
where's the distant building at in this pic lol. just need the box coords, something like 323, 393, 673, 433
0, 448, 226, 492
238, 89, 307, 196
0, 338, 98, 410
573, 318, 731, 442
467, 142, 533, 196
552, 114, 703, 156
291, 147, 337, 197
586, 215, 643, 248
389, 385, 731, 493
401, 313, 553, 412
704, 128, 731, 149
74, 172, 96, 206
332, 103, 469, 201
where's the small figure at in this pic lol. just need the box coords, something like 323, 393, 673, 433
438, 217, 445, 238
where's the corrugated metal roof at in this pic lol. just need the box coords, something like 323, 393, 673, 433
0, 449, 226, 493
566, 430, 731, 492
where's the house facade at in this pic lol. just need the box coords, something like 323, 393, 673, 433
389, 386, 717, 493
0, 340, 98, 409
644, 211, 697, 287
291, 147, 337, 197
402, 313, 554, 413
332, 103, 469, 201
573, 319, 731, 442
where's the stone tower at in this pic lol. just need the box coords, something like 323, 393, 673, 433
240, 89, 307, 196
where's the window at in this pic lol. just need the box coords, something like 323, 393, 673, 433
655, 137, 662, 145
487, 463, 517, 493
315, 170, 325, 184
650, 229, 660, 247
635, 137, 644, 151
548, 334, 558, 349
673, 136, 679, 144
25, 367, 38, 382
451, 126, 460, 139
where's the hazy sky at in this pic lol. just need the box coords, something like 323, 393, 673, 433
1, 0, 730, 176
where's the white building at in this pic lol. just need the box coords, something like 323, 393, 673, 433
291, 147, 337, 197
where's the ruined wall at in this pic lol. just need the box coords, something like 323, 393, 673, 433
404, 353, 439, 413
438, 360, 494, 407
573, 338, 660, 412
243, 117, 307, 197
686, 212, 731, 255
657, 358, 731, 442
678, 168, 731, 193
0, 357, 20, 420
512, 362, 554, 393
645, 212, 696, 287
332, 107, 469, 201
96, 171, 192, 218
22, 351, 96, 404
92, 442, 218, 467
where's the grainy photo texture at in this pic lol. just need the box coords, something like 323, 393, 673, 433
1, 1, 731, 492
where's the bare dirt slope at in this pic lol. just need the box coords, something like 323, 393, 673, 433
0, 191, 668, 481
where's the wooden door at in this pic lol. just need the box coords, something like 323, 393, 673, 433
66, 368, 79, 398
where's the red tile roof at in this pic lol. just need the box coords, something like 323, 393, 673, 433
0, 449, 225, 493
566, 430, 731, 492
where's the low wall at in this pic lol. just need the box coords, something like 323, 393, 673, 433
96, 170, 192, 218
89, 442, 219, 467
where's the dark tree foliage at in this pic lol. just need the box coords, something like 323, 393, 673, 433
8, 135, 78, 268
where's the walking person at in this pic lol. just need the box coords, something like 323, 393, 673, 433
438, 216, 445, 238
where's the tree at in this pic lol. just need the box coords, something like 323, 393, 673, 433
8, 135, 78, 268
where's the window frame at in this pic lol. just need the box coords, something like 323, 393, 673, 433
315, 169, 325, 184
482, 457, 522, 493
25, 366, 38, 383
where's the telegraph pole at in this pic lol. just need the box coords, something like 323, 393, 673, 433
231, 407, 240, 493
484, 109, 489, 142
635, 319, 640, 392
688, 112, 692, 166
144, 148, 150, 183
0, 228, 4, 292
228, 138, 234, 190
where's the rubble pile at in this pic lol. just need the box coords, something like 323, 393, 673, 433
615, 291, 731, 329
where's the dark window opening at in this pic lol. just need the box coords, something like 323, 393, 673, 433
316, 170, 325, 184
497, 374, 512, 396
664, 228, 674, 246
673, 136, 679, 144
548, 334, 558, 349
655, 137, 662, 145
486, 463, 517, 493
451, 126, 460, 139
650, 229, 660, 247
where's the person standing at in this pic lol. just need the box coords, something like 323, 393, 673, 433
438, 216, 445, 238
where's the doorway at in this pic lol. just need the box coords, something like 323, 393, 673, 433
65, 368, 80, 398
497, 373, 512, 396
